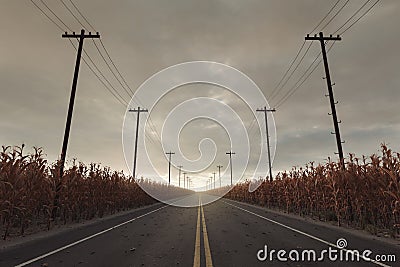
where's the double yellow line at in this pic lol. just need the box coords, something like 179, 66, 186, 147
193, 198, 213, 267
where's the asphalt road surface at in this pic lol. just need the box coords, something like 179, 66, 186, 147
1, 193, 399, 267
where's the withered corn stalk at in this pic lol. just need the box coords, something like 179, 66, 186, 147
224, 144, 400, 237
0, 145, 190, 240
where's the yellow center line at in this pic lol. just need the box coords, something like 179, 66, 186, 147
201, 200, 213, 267
193, 198, 201, 267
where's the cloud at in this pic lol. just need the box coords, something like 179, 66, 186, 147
1, 0, 399, 189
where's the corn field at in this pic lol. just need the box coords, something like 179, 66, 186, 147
0, 145, 189, 240
225, 144, 400, 237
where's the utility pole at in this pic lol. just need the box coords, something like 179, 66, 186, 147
226, 151, 235, 186
166, 151, 175, 185
183, 172, 187, 189
178, 165, 183, 187
54, 30, 99, 220
305, 32, 344, 168
217, 165, 223, 188
129, 107, 148, 180
212, 172, 216, 189
187, 177, 190, 189
256, 107, 276, 182
60, 29, 100, 176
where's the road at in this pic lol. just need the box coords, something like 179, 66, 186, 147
1, 193, 399, 267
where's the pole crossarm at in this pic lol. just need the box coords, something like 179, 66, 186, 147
62, 31, 100, 39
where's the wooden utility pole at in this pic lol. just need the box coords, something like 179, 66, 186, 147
54, 30, 99, 219
226, 151, 235, 186
178, 165, 183, 187
60, 29, 100, 176
166, 151, 175, 185
256, 107, 276, 182
129, 107, 148, 179
305, 32, 344, 168
212, 172, 216, 189
217, 165, 223, 188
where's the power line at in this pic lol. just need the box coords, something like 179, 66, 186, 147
62, 0, 170, 148
270, 0, 348, 103
92, 39, 133, 99
269, 41, 306, 99
270, 41, 313, 101
333, 0, 372, 34
29, 0, 130, 107
338, 0, 380, 35
66, 0, 138, 99
273, 1, 379, 109
69, 0, 97, 32
59, 0, 86, 29
320, 0, 350, 32
68, 39, 128, 107
29, 0, 64, 31
99, 39, 135, 96
275, 42, 336, 109
81, 47, 129, 105
58, 0, 132, 104
273, 47, 323, 108
39, 0, 72, 31
309, 0, 342, 34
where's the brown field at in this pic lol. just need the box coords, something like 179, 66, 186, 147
223, 144, 400, 238
0, 145, 188, 240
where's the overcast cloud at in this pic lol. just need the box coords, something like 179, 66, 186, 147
1, 0, 399, 188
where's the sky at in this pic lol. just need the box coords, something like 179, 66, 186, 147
1, 0, 399, 190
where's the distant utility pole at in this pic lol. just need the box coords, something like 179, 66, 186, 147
305, 32, 344, 168
178, 165, 183, 187
166, 151, 175, 185
183, 172, 187, 189
129, 107, 148, 179
256, 107, 276, 182
212, 172, 216, 189
206, 180, 209, 190
226, 151, 235, 186
187, 177, 190, 189
60, 29, 100, 176
217, 165, 223, 188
